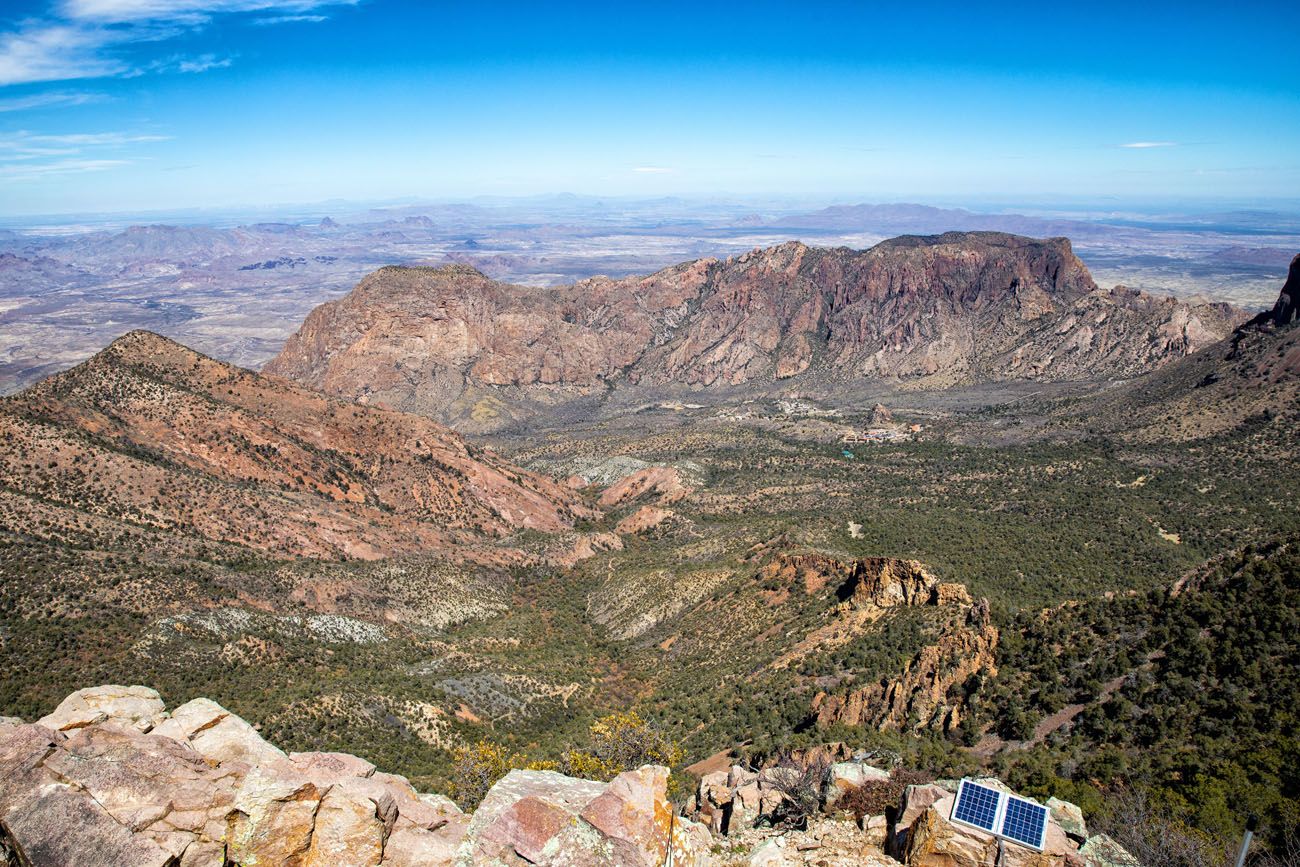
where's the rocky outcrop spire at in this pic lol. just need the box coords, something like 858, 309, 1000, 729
1247, 252, 1300, 329
811, 598, 998, 733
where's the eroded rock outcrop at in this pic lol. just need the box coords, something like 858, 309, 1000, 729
690, 764, 798, 836
0, 687, 712, 867
811, 599, 999, 733
769, 553, 974, 672
1243, 252, 1300, 329
267, 234, 1244, 431
0, 687, 466, 867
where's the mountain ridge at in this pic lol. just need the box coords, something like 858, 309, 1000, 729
266, 232, 1245, 431
1, 329, 589, 560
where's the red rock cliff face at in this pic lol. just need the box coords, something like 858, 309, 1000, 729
266, 233, 1244, 430
811, 600, 999, 734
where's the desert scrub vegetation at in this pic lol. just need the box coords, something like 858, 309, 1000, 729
981, 540, 1300, 853
832, 767, 935, 821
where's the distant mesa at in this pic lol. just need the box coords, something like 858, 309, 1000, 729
266, 231, 1245, 432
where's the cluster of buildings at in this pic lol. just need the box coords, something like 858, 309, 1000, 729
842, 423, 922, 444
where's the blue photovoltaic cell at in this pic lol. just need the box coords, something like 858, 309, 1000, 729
1001, 796, 1048, 849
953, 782, 1001, 832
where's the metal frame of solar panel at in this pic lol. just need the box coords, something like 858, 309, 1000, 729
950, 779, 1048, 852
952, 780, 1002, 833
1000, 793, 1048, 850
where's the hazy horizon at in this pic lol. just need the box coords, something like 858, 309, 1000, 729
6, 192, 1300, 232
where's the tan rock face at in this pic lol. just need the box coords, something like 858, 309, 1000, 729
225, 766, 324, 865
304, 783, 389, 867
154, 697, 286, 767
267, 234, 1245, 431
36, 684, 167, 733
0, 688, 466, 867
758, 553, 939, 602
459, 766, 712, 866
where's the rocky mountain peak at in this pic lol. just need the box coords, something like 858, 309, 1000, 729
97, 328, 201, 362
267, 232, 1243, 431
1246, 252, 1300, 329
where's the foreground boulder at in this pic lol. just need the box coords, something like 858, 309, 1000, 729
0, 686, 464, 867
35, 685, 168, 734
1078, 834, 1143, 867
0, 685, 711, 867
1046, 796, 1088, 842
461, 765, 712, 866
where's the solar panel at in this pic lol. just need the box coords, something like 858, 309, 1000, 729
950, 780, 1049, 852
952, 780, 1002, 833
1000, 795, 1048, 851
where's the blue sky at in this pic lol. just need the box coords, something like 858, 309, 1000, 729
0, 0, 1298, 216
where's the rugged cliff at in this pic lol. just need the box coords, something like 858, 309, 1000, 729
266, 233, 1243, 430
811, 600, 998, 734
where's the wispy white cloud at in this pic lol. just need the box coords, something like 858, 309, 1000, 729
0, 130, 166, 182
138, 52, 234, 74
0, 90, 102, 111
0, 131, 169, 147
175, 53, 231, 73
0, 156, 131, 181
0, 23, 129, 86
633, 166, 674, 174
0, 0, 353, 86
1119, 141, 1178, 149
251, 13, 326, 24
59, 0, 358, 24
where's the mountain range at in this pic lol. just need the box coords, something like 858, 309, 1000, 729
1, 232, 1298, 865
267, 232, 1244, 431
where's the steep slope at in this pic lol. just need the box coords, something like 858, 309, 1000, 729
0, 330, 588, 560
1243, 250, 1299, 328
981, 539, 1300, 842
267, 233, 1243, 431
1045, 252, 1300, 442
